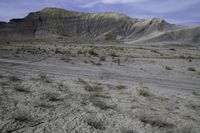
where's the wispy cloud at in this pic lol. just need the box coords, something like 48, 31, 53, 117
82, 0, 145, 7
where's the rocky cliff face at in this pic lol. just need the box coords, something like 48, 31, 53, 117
0, 8, 199, 44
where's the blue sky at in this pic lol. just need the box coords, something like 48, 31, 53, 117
0, 0, 200, 25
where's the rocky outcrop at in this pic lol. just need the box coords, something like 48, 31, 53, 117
0, 7, 199, 44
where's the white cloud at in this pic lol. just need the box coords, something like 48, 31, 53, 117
82, 0, 145, 7
140, 0, 200, 13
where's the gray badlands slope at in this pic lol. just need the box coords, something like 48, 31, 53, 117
0, 7, 200, 44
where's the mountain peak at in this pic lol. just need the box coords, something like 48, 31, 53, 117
36, 7, 83, 17
151, 18, 166, 23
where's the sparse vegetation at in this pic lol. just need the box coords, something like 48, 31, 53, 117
0, 34, 200, 133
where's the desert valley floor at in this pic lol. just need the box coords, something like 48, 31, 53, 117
0, 40, 200, 133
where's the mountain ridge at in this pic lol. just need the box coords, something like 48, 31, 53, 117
0, 7, 199, 45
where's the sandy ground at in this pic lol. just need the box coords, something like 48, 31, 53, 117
0, 41, 200, 133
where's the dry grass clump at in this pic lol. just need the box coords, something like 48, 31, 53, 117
137, 112, 174, 128
13, 84, 31, 93
45, 92, 63, 102
88, 49, 99, 57
42, 91, 64, 102
174, 123, 197, 133
113, 58, 121, 65
77, 78, 89, 85
169, 48, 176, 51
110, 52, 118, 57
84, 84, 103, 92
0, 74, 4, 79
99, 56, 106, 61
116, 85, 127, 90
35, 91, 64, 108
120, 127, 137, 133
90, 60, 102, 66
85, 117, 105, 130
8, 75, 21, 82
89, 95, 115, 110
192, 91, 200, 96
34, 100, 54, 108
38, 73, 53, 83
136, 83, 151, 97
105, 34, 115, 41
91, 92, 111, 99
185, 102, 200, 111
12, 109, 33, 122
60, 57, 72, 63
150, 49, 160, 54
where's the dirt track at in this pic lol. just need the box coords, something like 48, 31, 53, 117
0, 58, 199, 91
